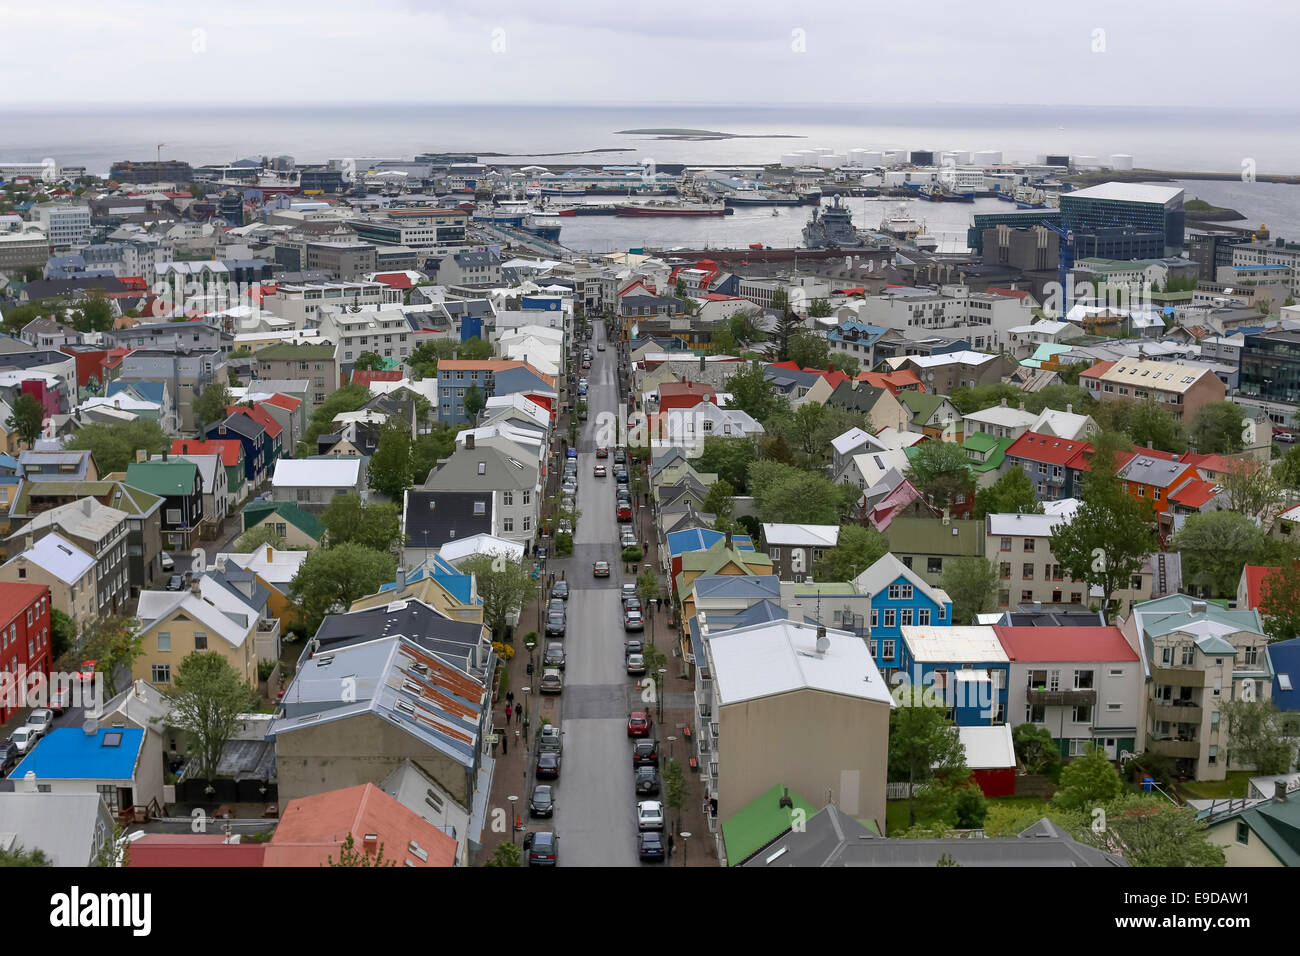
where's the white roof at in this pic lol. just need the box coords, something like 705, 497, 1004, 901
853, 553, 951, 607
80, 395, 161, 414
272, 458, 363, 488
1066, 182, 1182, 205
956, 724, 1016, 770
831, 426, 887, 456
137, 589, 252, 648
760, 524, 840, 548
1043, 497, 1082, 517
964, 405, 1037, 428
986, 510, 1073, 538
216, 548, 308, 586
900, 625, 1009, 664
1031, 408, 1092, 440
709, 620, 892, 706
850, 448, 911, 487
872, 426, 925, 449
1008, 320, 1069, 335
907, 350, 998, 369
7, 533, 94, 584
438, 533, 525, 567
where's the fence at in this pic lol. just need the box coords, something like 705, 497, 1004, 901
885, 782, 929, 800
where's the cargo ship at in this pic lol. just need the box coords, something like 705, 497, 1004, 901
522, 212, 563, 241
614, 201, 732, 217
723, 187, 822, 207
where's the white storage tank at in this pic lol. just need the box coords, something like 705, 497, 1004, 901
973, 149, 1003, 166
1073, 155, 1100, 169
882, 149, 907, 166
847, 148, 873, 167
780, 152, 804, 168
947, 149, 973, 165
819, 154, 846, 169
813, 146, 834, 155
1110, 153, 1134, 171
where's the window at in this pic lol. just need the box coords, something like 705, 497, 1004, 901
1236, 822, 1249, 846
503, 517, 514, 532
900, 609, 913, 627
870, 610, 878, 628
1160, 646, 1174, 666
157, 631, 171, 652
1074, 670, 1094, 690
918, 609, 930, 626
193, 631, 208, 651
1208, 744, 1218, 765
1000, 536, 1012, 551
881, 640, 895, 661
1106, 702, 1121, 712
1023, 538, 1035, 552
1180, 644, 1195, 667
166, 508, 181, 524
927, 557, 942, 574
882, 609, 896, 628
473, 501, 486, 516
152, 663, 171, 683
503, 490, 513, 506
1026, 704, 1045, 723
477, 462, 486, 475
769, 547, 781, 560
523, 517, 532, 532
1243, 645, 1260, 667
1022, 563, 1034, 580
999, 561, 1011, 580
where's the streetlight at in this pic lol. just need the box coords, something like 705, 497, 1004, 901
521, 686, 531, 747
666, 734, 677, 766
657, 668, 667, 722
508, 795, 519, 844
680, 831, 691, 867
525, 637, 537, 679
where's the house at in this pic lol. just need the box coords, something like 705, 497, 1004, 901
153, 453, 226, 536
271, 457, 367, 511
1002, 431, 1094, 502
268, 633, 496, 855
893, 350, 1015, 394
836, 446, 912, 492
0, 534, 97, 629
759, 524, 839, 583
654, 399, 763, 446
899, 391, 963, 441
1031, 406, 1096, 441
419, 436, 540, 554
1116, 452, 1200, 536
1123, 595, 1274, 780
265, 783, 458, 867
719, 783, 820, 868
134, 586, 259, 687
7, 726, 160, 819
5, 499, 129, 615
434, 360, 556, 425
350, 559, 483, 628
224, 404, 285, 478
963, 401, 1038, 442
701, 619, 891, 860
206, 413, 267, 490
1200, 783, 1300, 866
1081, 357, 1226, 422
171, 439, 247, 508
214, 547, 309, 623
830, 427, 889, 479
1269, 638, 1300, 713
105, 380, 176, 432
19, 449, 98, 483
0, 582, 52, 725
240, 499, 324, 549
665, 528, 758, 589
958, 724, 1018, 797
681, 574, 782, 628
199, 566, 281, 664
995, 625, 1143, 761
824, 380, 905, 433
881, 516, 984, 586
852, 553, 953, 676
253, 343, 340, 406
897, 625, 1011, 726
0, 792, 116, 866
124, 458, 203, 552
117, 348, 227, 434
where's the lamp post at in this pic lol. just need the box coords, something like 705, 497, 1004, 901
666, 734, 677, 766
680, 831, 691, 867
508, 795, 519, 844
657, 668, 667, 722
522, 686, 531, 751
525, 637, 537, 679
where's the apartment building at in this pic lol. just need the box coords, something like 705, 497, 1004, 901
262, 280, 399, 329
316, 303, 415, 367
253, 343, 340, 406
117, 348, 226, 434
348, 208, 469, 248
1080, 357, 1226, 421
1230, 240, 1300, 297
33, 204, 91, 250
7, 498, 130, 615
856, 287, 1035, 352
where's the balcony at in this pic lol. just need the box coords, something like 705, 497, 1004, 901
695, 689, 712, 719
1153, 666, 1203, 686
1026, 687, 1096, 707
1149, 700, 1201, 723
1147, 737, 1201, 760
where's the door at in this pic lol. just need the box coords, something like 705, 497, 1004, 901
1102, 738, 1117, 760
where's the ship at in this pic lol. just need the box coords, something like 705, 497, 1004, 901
919, 183, 975, 203
878, 205, 939, 251
550, 203, 618, 216
802, 195, 865, 248
540, 184, 586, 197
723, 187, 821, 207
614, 201, 732, 217
472, 198, 530, 226
521, 212, 563, 242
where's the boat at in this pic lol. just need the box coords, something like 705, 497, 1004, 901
803, 195, 865, 248
614, 201, 731, 217
723, 189, 806, 207
522, 212, 563, 242
878, 205, 937, 249
472, 199, 529, 225
772, 208, 780, 216
541, 184, 586, 197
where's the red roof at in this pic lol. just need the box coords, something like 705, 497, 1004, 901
0, 583, 50, 627
226, 405, 283, 439
171, 439, 243, 467
994, 626, 1138, 663
1241, 565, 1282, 610
373, 272, 414, 291
1168, 477, 1220, 509
986, 287, 1030, 300
1079, 360, 1116, 379
250, 284, 277, 305
1005, 431, 1093, 469
262, 393, 302, 411
126, 834, 267, 867
352, 369, 404, 385
857, 368, 926, 395
118, 276, 149, 291
656, 381, 716, 410
832, 287, 866, 295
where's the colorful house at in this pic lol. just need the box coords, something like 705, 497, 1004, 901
853, 553, 953, 677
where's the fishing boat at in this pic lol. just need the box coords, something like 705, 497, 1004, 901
803, 195, 865, 248
540, 184, 586, 197
723, 188, 806, 207
878, 205, 937, 249
522, 212, 563, 242
472, 199, 530, 226
614, 201, 731, 217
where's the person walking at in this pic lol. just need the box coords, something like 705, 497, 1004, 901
505, 703, 513, 724
506, 691, 515, 707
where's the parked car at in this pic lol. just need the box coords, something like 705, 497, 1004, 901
624, 596, 642, 614
539, 668, 564, 695
9, 726, 40, 756
523, 830, 558, 866
633, 738, 659, 767
566, 447, 578, 459
638, 831, 665, 862
529, 784, 555, 818
547, 598, 566, 617
627, 711, 653, 737
24, 708, 54, 739
538, 724, 562, 754
546, 611, 566, 637
577, 385, 587, 397
634, 766, 660, 795
543, 642, 566, 671
1277, 432, 1296, 443
615, 469, 629, 485
616, 504, 632, 522
536, 751, 561, 779
579, 378, 589, 389
621, 583, 638, 603
620, 529, 638, 548
49, 684, 71, 715
562, 480, 577, 497
0, 738, 20, 774
626, 652, 646, 675
582, 360, 591, 370
552, 581, 569, 601
637, 800, 665, 832
76, 660, 97, 685
593, 560, 611, 578
624, 609, 645, 632
166, 574, 185, 591
160, 552, 175, 572
593, 464, 607, 477
596, 446, 609, 459
624, 639, 643, 659
614, 447, 626, 463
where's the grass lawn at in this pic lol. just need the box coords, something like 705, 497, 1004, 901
1178, 771, 1254, 800
886, 794, 1052, 836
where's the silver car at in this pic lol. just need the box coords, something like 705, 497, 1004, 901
540, 668, 564, 694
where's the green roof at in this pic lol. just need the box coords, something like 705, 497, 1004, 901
884, 516, 984, 557
722, 784, 818, 866
124, 460, 198, 497
963, 432, 998, 454
898, 390, 945, 423
242, 499, 324, 541
1239, 800, 1300, 866
10, 479, 162, 518
962, 432, 1015, 472
255, 343, 337, 361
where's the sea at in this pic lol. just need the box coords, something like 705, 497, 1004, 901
4, 102, 1300, 249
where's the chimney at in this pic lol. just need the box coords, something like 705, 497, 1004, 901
397, 567, 407, 590
1018, 401, 1025, 411
266, 545, 274, 563
1172, 454, 1179, 463
465, 433, 475, 449
23, 770, 38, 793
362, 833, 380, 853
24, 535, 32, 552
183, 443, 189, 454
1066, 404, 1073, 415
815, 625, 830, 655
1191, 600, 1207, 614
1276, 781, 1290, 803
725, 528, 733, 550
999, 398, 1006, 407
699, 354, 706, 372
82, 719, 97, 736
162, 450, 168, 462
82, 499, 93, 517
778, 787, 794, 810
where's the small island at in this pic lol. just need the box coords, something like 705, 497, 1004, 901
1185, 197, 1246, 222
615, 128, 804, 141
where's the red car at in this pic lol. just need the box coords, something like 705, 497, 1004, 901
627, 712, 653, 738
76, 660, 98, 684
596, 447, 609, 459
617, 504, 632, 522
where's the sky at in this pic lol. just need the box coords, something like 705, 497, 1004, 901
1, 0, 1298, 109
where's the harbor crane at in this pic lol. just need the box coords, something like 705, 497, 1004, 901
1040, 218, 1074, 318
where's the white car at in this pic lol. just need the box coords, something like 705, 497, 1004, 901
579, 378, 589, 389
10, 726, 39, 755
24, 708, 54, 738
637, 800, 665, 831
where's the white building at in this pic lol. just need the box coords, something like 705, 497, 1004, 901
33, 204, 91, 250
315, 302, 416, 367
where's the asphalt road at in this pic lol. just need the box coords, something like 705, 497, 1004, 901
542, 322, 647, 867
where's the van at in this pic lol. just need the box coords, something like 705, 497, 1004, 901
539, 668, 564, 694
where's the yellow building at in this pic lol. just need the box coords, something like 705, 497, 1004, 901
134, 587, 257, 687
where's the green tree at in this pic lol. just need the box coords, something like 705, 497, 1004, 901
701, 478, 735, 523
888, 692, 968, 828
770, 291, 803, 362
458, 555, 536, 641
1218, 699, 1294, 774
950, 785, 988, 829
1190, 401, 1247, 454
297, 384, 371, 457
0, 844, 51, 867
1275, 444, 1300, 489
939, 556, 999, 624
1024, 383, 1094, 416
663, 758, 688, 832
748, 460, 841, 524
722, 363, 788, 423
367, 425, 414, 501
1218, 458, 1282, 520
50, 608, 76, 661
974, 467, 1043, 519
352, 352, 386, 371
1051, 743, 1123, 811
1083, 795, 1224, 867
321, 494, 402, 553
462, 384, 486, 422
411, 423, 465, 484
786, 331, 830, 370
636, 567, 660, 609
707, 326, 739, 356
187, 181, 206, 199
71, 291, 114, 333
483, 841, 522, 867
1012, 722, 1062, 776
827, 353, 860, 376
6, 392, 44, 445
1127, 400, 1188, 454
234, 525, 288, 553
808, 297, 833, 318
457, 337, 494, 361
812, 524, 887, 582
93, 822, 131, 868
947, 383, 1024, 415
696, 435, 757, 492
1172, 510, 1264, 597
905, 441, 976, 512
328, 832, 398, 867
408, 338, 460, 380
193, 382, 231, 432
289, 544, 398, 636
65, 419, 170, 473
764, 403, 865, 468
729, 309, 764, 345
166, 651, 258, 781
78, 616, 143, 697
1260, 562, 1300, 642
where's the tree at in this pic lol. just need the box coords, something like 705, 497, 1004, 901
771, 306, 803, 363
813, 524, 887, 582
1218, 458, 1282, 520
974, 467, 1043, 519
1275, 444, 1300, 489
748, 460, 841, 524
328, 831, 398, 867
764, 403, 864, 469
722, 363, 788, 424
808, 297, 833, 318
352, 352, 386, 371
458, 555, 536, 641
696, 436, 757, 492
1051, 743, 1123, 811
166, 651, 257, 781
296, 384, 371, 457
193, 382, 231, 432
93, 822, 131, 868
888, 693, 968, 828
663, 758, 688, 832
65, 419, 170, 473
6, 392, 44, 445
947, 383, 1024, 415
0, 843, 51, 867
1172, 510, 1264, 597
1259, 563, 1300, 642
289, 544, 397, 636
905, 441, 976, 511
462, 384, 486, 422
483, 841, 522, 867
1050, 435, 1154, 614
79, 616, 143, 698
1127, 400, 1188, 454
636, 567, 659, 609
1218, 699, 1295, 775
729, 310, 764, 345
1012, 723, 1062, 776
234, 525, 288, 553
50, 608, 75, 661
1081, 794, 1225, 867
408, 338, 460, 380
457, 337, 494, 361
321, 495, 402, 553
368, 425, 414, 501
826, 353, 860, 376
1190, 401, 1247, 455
786, 331, 830, 370
71, 291, 114, 333
701, 478, 735, 523
411, 423, 465, 484
707, 326, 738, 356
950, 785, 988, 829
939, 557, 999, 624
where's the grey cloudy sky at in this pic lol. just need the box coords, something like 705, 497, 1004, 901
2, 0, 1296, 108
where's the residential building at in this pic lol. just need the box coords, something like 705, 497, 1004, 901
317, 303, 415, 367
419, 437, 540, 553
124, 459, 203, 552
897, 625, 1011, 726
271, 457, 367, 510
240, 499, 324, 550
0, 534, 97, 629
134, 587, 258, 687
118, 349, 226, 434
1080, 357, 1226, 421
0, 582, 53, 725
434, 360, 556, 426
6, 500, 128, 615
852, 553, 953, 677
0, 792, 115, 867
171, 439, 246, 510
881, 516, 984, 586
892, 350, 1015, 395
32, 204, 92, 250
19, 449, 98, 483
206, 414, 267, 490
401, 490, 495, 563
262, 280, 399, 329
154, 453, 227, 536
1201, 785, 1300, 867
6, 727, 159, 816
759, 524, 839, 583
253, 343, 340, 406
1002, 431, 1093, 502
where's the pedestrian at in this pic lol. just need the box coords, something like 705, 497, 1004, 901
668, 833, 675, 858
516, 706, 523, 725
505, 703, 513, 723
501, 733, 508, 755
506, 691, 514, 707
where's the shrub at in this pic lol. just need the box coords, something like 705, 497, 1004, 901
621, 546, 644, 563
555, 532, 574, 556
257, 659, 277, 682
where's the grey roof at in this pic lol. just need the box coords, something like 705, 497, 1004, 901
1006, 607, 1107, 626
0, 792, 112, 867
1118, 454, 1192, 487
313, 598, 486, 672
739, 805, 1128, 867
692, 574, 781, 602
423, 444, 537, 493
404, 489, 494, 550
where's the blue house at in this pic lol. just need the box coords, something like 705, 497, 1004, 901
435, 360, 555, 425
897, 625, 1010, 727
207, 412, 267, 487
1269, 638, 1300, 713
7, 727, 148, 813
853, 553, 953, 676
